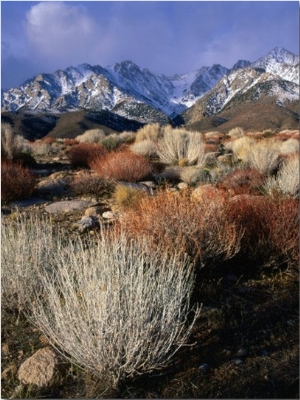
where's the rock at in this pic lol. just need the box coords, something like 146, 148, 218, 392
198, 363, 210, 375
102, 211, 118, 219
36, 175, 72, 197
84, 206, 103, 217
17, 347, 62, 387
236, 348, 248, 357
73, 216, 99, 233
45, 200, 91, 214
140, 181, 157, 189
231, 358, 244, 366
177, 182, 189, 190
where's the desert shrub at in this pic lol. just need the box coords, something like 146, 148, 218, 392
31, 140, 52, 156
69, 172, 115, 198
1, 123, 32, 159
90, 150, 154, 182
247, 139, 281, 174
118, 131, 136, 144
218, 168, 264, 195
263, 155, 299, 198
135, 123, 163, 142
101, 133, 122, 151
229, 136, 256, 163
41, 136, 56, 145
1, 160, 36, 204
76, 129, 106, 144
227, 126, 244, 138
113, 184, 148, 209
67, 143, 108, 168
119, 190, 242, 269
227, 195, 299, 272
188, 168, 212, 186
130, 139, 158, 158
63, 138, 80, 146
1, 213, 57, 313
27, 230, 200, 389
279, 138, 299, 155
157, 128, 205, 166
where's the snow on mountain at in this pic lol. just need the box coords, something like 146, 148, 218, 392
1, 47, 299, 124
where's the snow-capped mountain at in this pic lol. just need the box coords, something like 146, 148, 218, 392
1, 47, 299, 125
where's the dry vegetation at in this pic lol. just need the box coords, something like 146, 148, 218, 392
1, 123, 299, 399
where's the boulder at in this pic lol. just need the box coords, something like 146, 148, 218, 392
45, 200, 91, 214
17, 347, 64, 387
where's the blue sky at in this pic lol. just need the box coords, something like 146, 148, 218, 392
1, 1, 299, 90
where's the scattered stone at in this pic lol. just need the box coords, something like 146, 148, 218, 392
73, 216, 99, 233
18, 347, 61, 387
177, 182, 189, 190
36, 175, 72, 197
140, 181, 157, 189
236, 348, 248, 357
84, 206, 103, 217
2, 343, 10, 355
198, 363, 210, 375
231, 358, 244, 366
2, 364, 17, 381
102, 211, 118, 219
45, 200, 91, 214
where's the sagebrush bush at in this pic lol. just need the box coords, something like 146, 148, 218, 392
30, 141, 52, 156
1, 123, 31, 159
135, 123, 163, 142
279, 138, 299, 155
228, 136, 256, 162
130, 139, 158, 159
1, 160, 36, 204
119, 190, 242, 268
76, 129, 106, 144
227, 195, 299, 272
247, 139, 281, 174
157, 128, 205, 166
26, 229, 200, 389
90, 150, 154, 182
227, 126, 244, 138
67, 143, 108, 167
69, 172, 115, 198
1, 213, 57, 313
263, 155, 299, 198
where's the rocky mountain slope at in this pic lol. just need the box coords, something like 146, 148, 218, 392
1, 47, 299, 135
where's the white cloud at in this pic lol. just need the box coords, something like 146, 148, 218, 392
25, 2, 96, 60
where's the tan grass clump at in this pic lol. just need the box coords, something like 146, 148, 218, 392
157, 127, 205, 166
76, 129, 106, 144
135, 123, 164, 142
1, 123, 31, 159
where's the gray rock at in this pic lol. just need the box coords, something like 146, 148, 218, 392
198, 363, 210, 375
45, 200, 90, 214
102, 211, 118, 219
73, 216, 99, 233
236, 348, 248, 357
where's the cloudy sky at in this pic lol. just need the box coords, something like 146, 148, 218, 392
1, 1, 299, 90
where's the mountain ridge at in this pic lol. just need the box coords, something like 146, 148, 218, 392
1, 47, 299, 131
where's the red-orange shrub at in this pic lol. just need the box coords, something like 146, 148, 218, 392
227, 195, 299, 272
41, 136, 56, 144
218, 168, 264, 195
90, 150, 154, 182
64, 139, 79, 146
66, 143, 108, 167
1, 160, 36, 204
118, 190, 242, 268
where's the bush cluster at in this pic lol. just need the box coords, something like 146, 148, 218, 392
1, 160, 36, 204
